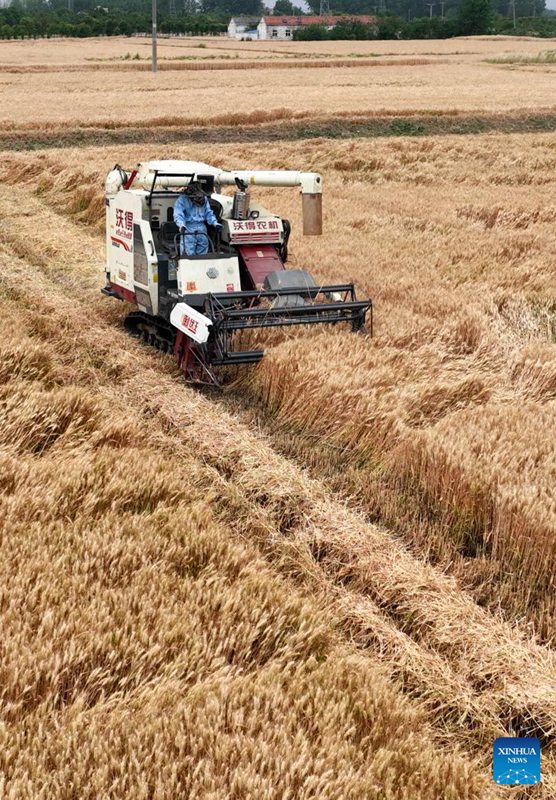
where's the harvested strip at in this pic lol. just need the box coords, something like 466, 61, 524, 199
2, 111, 556, 151
0, 56, 441, 75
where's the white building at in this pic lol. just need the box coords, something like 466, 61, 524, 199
227, 17, 261, 39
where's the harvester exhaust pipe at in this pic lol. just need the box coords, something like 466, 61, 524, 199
232, 177, 251, 220
216, 170, 323, 236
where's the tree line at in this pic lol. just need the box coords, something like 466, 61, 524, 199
0, 2, 229, 37
0, 0, 553, 40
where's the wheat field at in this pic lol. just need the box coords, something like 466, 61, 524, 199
1, 33, 556, 798
1, 35, 556, 131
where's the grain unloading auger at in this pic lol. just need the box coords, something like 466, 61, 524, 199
102, 160, 372, 384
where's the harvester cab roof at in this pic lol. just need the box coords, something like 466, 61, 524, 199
102, 159, 372, 385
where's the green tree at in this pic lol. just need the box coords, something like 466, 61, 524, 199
329, 18, 374, 37
377, 13, 403, 37
20, 15, 38, 35
3, 0, 24, 26
458, 0, 492, 33
201, 0, 262, 14
273, 0, 294, 12
293, 22, 327, 37
491, 0, 544, 16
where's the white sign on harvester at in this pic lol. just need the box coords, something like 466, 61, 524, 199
170, 302, 212, 344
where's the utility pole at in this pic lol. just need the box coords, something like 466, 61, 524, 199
319, 0, 330, 15
68, 0, 73, 11
426, 2, 434, 16
508, 0, 516, 26
152, 0, 157, 74
439, 0, 445, 17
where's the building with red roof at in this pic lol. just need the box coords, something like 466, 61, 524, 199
228, 15, 376, 40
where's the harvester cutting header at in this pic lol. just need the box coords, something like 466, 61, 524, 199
102, 159, 372, 384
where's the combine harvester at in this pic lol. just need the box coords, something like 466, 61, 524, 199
102, 160, 372, 384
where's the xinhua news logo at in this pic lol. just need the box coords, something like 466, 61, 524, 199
493, 737, 541, 785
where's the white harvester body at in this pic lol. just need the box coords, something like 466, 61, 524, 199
102, 159, 370, 384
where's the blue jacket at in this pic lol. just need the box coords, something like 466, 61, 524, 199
174, 194, 218, 230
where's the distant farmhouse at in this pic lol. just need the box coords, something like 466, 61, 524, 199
228, 15, 376, 40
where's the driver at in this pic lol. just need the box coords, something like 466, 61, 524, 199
173, 181, 221, 256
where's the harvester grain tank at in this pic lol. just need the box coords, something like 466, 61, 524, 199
102, 160, 372, 384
